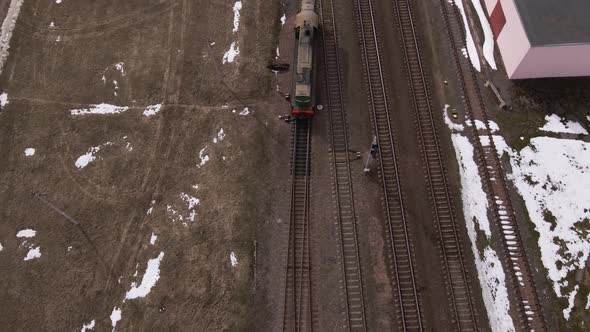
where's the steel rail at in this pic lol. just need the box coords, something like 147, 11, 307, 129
392, 0, 479, 330
284, 119, 313, 332
354, 0, 424, 329
438, 0, 546, 330
318, 0, 367, 329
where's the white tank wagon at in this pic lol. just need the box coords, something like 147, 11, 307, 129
291, 0, 319, 117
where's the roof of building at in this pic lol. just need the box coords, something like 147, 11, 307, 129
514, 0, 590, 46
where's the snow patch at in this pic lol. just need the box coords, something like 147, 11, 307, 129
443, 104, 464, 132
24, 148, 35, 156
280, 13, 286, 26
150, 233, 157, 245
239, 107, 250, 116
469, 0, 496, 69
450, 133, 515, 331
146, 200, 155, 215
70, 103, 129, 116
114, 62, 125, 76
451, 0, 480, 71
143, 104, 162, 117
222, 42, 239, 64
125, 252, 165, 300
232, 1, 242, 33
197, 147, 209, 168
466, 118, 499, 132
563, 285, 578, 320
0, 92, 8, 107
0, 0, 25, 74
213, 128, 225, 143
80, 319, 95, 332
16, 229, 36, 238
180, 193, 200, 222
495, 136, 590, 318
75, 143, 113, 169
0, 242, 3, 251
110, 307, 121, 331
230, 252, 238, 267
540, 114, 588, 135
24, 246, 41, 261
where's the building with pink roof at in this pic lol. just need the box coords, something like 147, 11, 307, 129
483, 0, 590, 79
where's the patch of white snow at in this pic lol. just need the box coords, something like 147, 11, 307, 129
75, 144, 106, 169
0, 92, 8, 107
232, 1, 242, 33
180, 193, 200, 222
24, 246, 41, 261
143, 104, 162, 117
540, 114, 588, 135
80, 319, 95, 332
197, 147, 209, 168
24, 148, 35, 156
70, 103, 129, 116
213, 128, 225, 143
114, 62, 125, 76
563, 285, 578, 320
495, 136, 590, 318
150, 233, 157, 245
110, 307, 121, 331
469, 0, 496, 69
222, 42, 239, 64
230, 252, 238, 267
466, 119, 499, 132
450, 133, 515, 331
125, 252, 165, 300
146, 200, 155, 215
16, 229, 36, 238
451, 0, 481, 71
443, 104, 464, 132
239, 107, 250, 116
0, 0, 25, 74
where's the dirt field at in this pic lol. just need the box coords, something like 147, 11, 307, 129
0, 0, 288, 330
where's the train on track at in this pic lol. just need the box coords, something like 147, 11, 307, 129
291, 0, 319, 118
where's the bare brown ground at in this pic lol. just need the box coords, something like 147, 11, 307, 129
0, 0, 288, 330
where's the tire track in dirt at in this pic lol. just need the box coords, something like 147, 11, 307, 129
101, 0, 193, 315
15, 0, 177, 42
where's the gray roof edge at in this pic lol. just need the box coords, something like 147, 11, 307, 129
530, 41, 590, 48
511, 0, 534, 45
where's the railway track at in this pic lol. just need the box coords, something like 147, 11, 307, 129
439, 0, 546, 330
391, 0, 479, 330
284, 119, 314, 332
318, 0, 367, 329
354, 0, 424, 329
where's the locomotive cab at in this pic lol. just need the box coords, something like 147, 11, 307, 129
291, 0, 319, 118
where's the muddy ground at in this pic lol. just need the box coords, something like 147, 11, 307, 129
0, 0, 288, 330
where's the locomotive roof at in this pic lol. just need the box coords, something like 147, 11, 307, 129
514, 0, 590, 46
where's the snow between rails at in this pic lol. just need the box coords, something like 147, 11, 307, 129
451, 134, 515, 331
